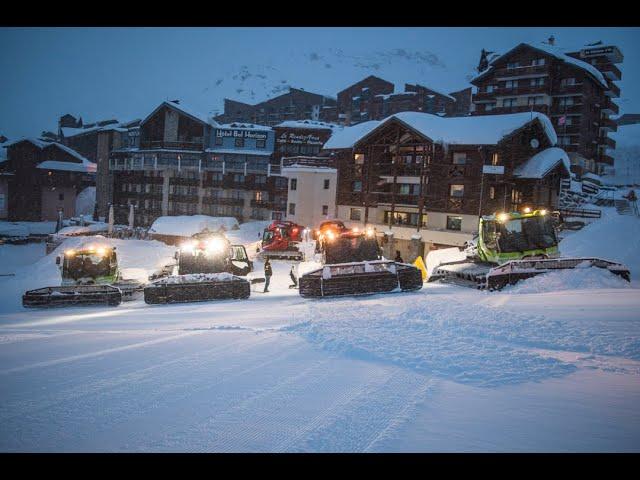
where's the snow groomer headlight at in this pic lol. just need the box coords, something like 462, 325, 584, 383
365, 227, 375, 238
497, 212, 510, 223
65, 249, 76, 257
180, 240, 197, 254
206, 237, 227, 254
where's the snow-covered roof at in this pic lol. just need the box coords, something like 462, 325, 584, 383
3, 137, 53, 149
323, 121, 381, 149
275, 120, 342, 131
61, 123, 128, 138
142, 101, 217, 126
217, 123, 272, 131
472, 42, 609, 89
326, 112, 556, 149
513, 147, 570, 179
148, 215, 239, 237
37, 160, 97, 173
205, 148, 272, 156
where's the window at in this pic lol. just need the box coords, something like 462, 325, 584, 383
215, 136, 223, 146
322, 205, 329, 215
453, 152, 467, 165
486, 85, 496, 93
528, 96, 544, 106
58, 193, 64, 201
557, 136, 572, 146
350, 208, 361, 221
489, 186, 495, 200
505, 80, 518, 89
449, 184, 464, 198
288, 203, 296, 215
256, 139, 266, 149
491, 153, 500, 165
233, 174, 245, 184
560, 78, 576, 87
531, 58, 545, 66
323, 179, 330, 190
502, 98, 517, 108
507, 62, 519, 69
254, 175, 266, 185
352, 180, 362, 192
485, 102, 496, 112
530, 77, 545, 87
446, 216, 462, 231
383, 211, 427, 227
290, 178, 297, 191
235, 137, 244, 148
354, 153, 364, 164
398, 184, 420, 195
558, 97, 575, 107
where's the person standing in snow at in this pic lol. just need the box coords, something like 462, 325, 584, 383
263, 258, 273, 293
627, 189, 638, 215
289, 265, 298, 289
394, 250, 404, 263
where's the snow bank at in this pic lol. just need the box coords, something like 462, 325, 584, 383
57, 222, 108, 236
149, 215, 239, 237
503, 267, 633, 294
0, 221, 57, 237
559, 206, 640, 282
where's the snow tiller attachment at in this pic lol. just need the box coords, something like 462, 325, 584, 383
430, 257, 631, 291
427, 209, 631, 291
22, 285, 122, 308
21, 243, 142, 308
143, 274, 250, 304
143, 233, 254, 304
299, 224, 422, 298
299, 261, 422, 298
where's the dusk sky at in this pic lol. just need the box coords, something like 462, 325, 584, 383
1, 27, 639, 139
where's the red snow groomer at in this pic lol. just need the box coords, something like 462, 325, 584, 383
260, 221, 306, 261
299, 225, 423, 298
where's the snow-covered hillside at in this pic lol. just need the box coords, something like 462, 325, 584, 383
607, 123, 640, 185
0, 204, 638, 452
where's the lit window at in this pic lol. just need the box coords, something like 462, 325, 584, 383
449, 184, 465, 198
491, 153, 500, 165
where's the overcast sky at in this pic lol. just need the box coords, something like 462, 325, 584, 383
1, 27, 639, 139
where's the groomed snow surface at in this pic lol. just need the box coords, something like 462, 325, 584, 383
0, 207, 639, 452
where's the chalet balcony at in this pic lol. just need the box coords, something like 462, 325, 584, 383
599, 63, 622, 81
488, 105, 550, 116
599, 117, 618, 132
250, 199, 273, 208
203, 197, 244, 207
375, 164, 423, 177
139, 140, 204, 151
494, 84, 549, 96
473, 91, 497, 102
375, 193, 419, 206
492, 64, 549, 77
556, 124, 582, 135
555, 83, 585, 95
605, 82, 621, 98
602, 99, 620, 115
599, 136, 616, 150
551, 103, 584, 115
598, 153, 615, 166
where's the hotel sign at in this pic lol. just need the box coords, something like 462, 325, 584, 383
215, 129, 268, 141
276, 132, 324, 146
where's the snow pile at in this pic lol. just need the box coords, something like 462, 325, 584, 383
514, 147, 570, 179
559, 206, 640, 281
57, 222, 108, 236
225, 220, 270, 245
503, 267, 632, 294
75, 187, 96, 217
0, 221, 57, 237
153, 272, 240, 284
425, 247, 467, 277
149, 215, 239, 237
